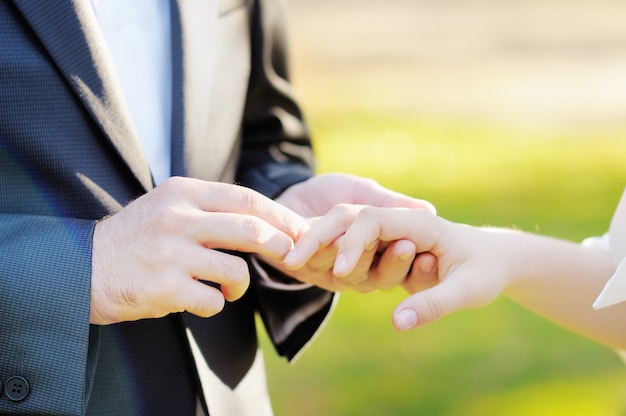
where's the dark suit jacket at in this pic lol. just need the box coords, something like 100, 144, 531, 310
0, 0, 334, 414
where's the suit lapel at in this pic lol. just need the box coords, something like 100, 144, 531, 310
12, 0, 154, 192
170, 0, 219, 178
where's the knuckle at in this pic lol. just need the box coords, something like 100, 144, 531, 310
227, 256, 250, 282
161, 175, 187, 191
150, 204, 194, 236
328, 203, 350, 214
423, 296, 447, 321
357, 206, 380, 222
328, 203, 357, 218
158, 273, 182, 296
354, 284, 374, 294
340, 273, 368, 286
305, 256, 335, 273
194, 293, 225, 318
203, 254, 250, 302
168, 278, 225, 318
213, 253, 249, 282
149, 238, 178, 264
239, 216, 266, 245
154, 176, 183, 198
237, 187, 264, 213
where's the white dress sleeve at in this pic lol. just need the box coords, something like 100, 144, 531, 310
584, 188, 626, 309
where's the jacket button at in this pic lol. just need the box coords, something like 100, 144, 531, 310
5, 376, 29, 402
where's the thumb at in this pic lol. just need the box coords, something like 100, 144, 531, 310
391, 278, 471, 331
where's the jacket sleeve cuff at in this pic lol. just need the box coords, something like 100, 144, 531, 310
250, 258, 337, 362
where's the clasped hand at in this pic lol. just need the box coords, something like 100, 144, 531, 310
285, 204, 511, 333
91, 177, 308, 325
90, 174, 436, 325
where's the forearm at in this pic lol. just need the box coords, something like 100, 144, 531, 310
498, 230, 625, 348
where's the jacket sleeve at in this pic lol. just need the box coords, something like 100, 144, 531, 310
0, 3, 127, 411
0, 214, 98, 415
236, 0, 337, 361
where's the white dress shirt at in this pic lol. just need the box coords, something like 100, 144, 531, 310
91, 0, 172, 185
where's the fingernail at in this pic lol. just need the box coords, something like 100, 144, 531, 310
333, 253, 348, 276
419, 261, 434, 273
283, 247, 298, 265
398, 252, 411, 261
396, 309, 418, 331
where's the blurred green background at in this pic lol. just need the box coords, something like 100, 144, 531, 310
260, 0, 626, 414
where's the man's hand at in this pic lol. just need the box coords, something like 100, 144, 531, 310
267, 173, 437, 292
90, 177, 309, 325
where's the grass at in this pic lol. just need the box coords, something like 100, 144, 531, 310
259, 110, 626, 415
